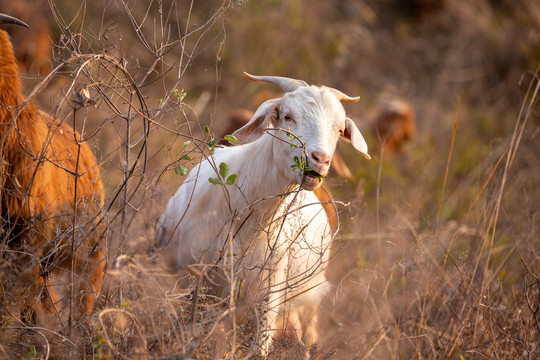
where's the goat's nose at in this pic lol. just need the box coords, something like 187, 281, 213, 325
311, 151, 331, 166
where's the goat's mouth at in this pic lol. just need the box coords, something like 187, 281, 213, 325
301, 170, 325, 190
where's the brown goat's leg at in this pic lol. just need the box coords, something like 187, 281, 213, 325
38, 272, 63, 314
301, 306, 320, 347
16, 261, 51, 323
81, 247, 106, 313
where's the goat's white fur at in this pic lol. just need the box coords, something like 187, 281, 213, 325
156, 74, 369, 352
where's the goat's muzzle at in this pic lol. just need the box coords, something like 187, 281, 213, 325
301, 167, 327, 191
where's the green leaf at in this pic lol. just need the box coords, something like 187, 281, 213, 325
208, 177, 223, 185
183, 140, 191, 147
26, 346, 36, 360
204, 125, 210, 133
224, 135, 238, 143
174, 165, 188, 176
208, 138, 218, 152
180, 154, 191, 161
219, 162, 229, 179
226, 174, 237, 185
171, 88, 187, 103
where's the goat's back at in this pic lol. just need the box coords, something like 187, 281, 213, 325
2, 105, 103, 246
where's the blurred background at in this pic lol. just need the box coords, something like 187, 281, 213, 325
1, 0, 539, 358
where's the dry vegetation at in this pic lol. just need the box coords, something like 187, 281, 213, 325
1, 0, 539, 359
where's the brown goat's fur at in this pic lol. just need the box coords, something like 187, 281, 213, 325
0, 26, 105, 319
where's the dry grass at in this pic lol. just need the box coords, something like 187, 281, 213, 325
1, 0, 539, 359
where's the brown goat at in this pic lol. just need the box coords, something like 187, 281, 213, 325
0, 14, 105, 318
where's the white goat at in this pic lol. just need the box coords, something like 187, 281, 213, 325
156, 73, 370, 352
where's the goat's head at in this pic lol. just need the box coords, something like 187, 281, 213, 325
233, 73, 370, 191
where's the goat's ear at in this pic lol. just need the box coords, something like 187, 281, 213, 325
342, 118, 371, 159
233, 98, 281, 144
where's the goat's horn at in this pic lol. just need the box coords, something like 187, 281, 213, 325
327, 87, 360, 103
243, 72, 308, 93
0, 13, 29, 28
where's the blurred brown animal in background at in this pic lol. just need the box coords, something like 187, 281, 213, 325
0, 14, 105, 320
0, 0, 52, 75
372, 94, 416, 154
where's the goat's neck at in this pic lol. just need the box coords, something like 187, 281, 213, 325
225, 135, 298, 222
0, 30, 22, 103
0, 30, 23, 137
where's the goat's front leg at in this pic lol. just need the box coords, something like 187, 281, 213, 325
300, 305, 321, 351
38, 272, 63, 314
81, 247, 106, 313
274, 307, 303, 342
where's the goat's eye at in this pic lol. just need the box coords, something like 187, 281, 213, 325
284, 114, 293, 122
338, 129, 344, 136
